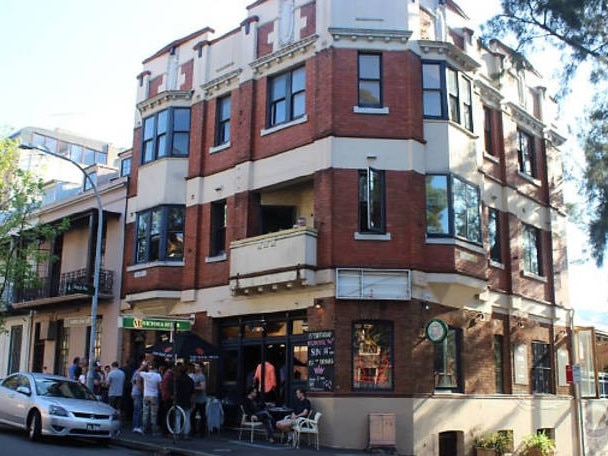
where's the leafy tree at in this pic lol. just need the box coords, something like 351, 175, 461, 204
484, 0, 608, 266
0, 136, 66, 331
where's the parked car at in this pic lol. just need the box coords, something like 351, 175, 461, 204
0, 372, 120, 442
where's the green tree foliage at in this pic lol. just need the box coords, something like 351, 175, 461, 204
0, 136, 67, 331
484, 0, 608, 266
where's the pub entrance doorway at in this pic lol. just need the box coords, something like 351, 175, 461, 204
219, 312, 308, 424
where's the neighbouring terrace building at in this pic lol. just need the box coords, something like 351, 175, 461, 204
1, 127, 127, 378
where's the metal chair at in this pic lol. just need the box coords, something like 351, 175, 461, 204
293, 411, 322, 450
238, 405, 265, 442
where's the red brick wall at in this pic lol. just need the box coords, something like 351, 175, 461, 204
257, 21, 274, 58
149, 75, 163, 98
299, 2, 316, 38
180, 59, 193, 91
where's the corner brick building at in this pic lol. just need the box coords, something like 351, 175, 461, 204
119, 1, 574, 454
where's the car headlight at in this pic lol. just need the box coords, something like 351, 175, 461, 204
49, 405, 69, 417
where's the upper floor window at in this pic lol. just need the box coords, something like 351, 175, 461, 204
483, 106, 495, 155
522, 223, 542, 276
426, 174, 481, 244
120, 157, 131, 177
358, 53, 382, 108
517, 129, 536, 177
135, 205, 185, 263
358, 168, 385, 234
268, 66, 306, 127
215, 95, 231, 146
434, 327, 462, 392
210, 200, 227, 257
489, 207, 502, 263
352, 321, 393, 391
422, 62, 473, 131
142, 108, 191, 164
532, 341, 553, 394
83, 171, 97, 192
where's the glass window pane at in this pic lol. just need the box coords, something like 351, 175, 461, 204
157, 110, 169, 134
96, 151, 108, 165
271, 100, 286, 125
70, 144, 83, 163
151, 209, 162, 235
149, 234, 160, 261
426, 175, 449, 235
143, 140, 154, 163
167, 232, 183, 259
292, 92, 306, 118
271, 74, 287, 100
291, 67, 306, 92
83, 148, 95, 166
157, 134, 167, 158
359, 81, 381, 106
172, 132, 189, 156
220, 97, 231, 120
359, 54, 380, 79
143, 116, 155, 140
424, 92, 442, 117
167, 207, 185, 230
423, 63, 441, 89
447, 69, 458, 95
174, 108, 191, 131
352, 321, 393, 390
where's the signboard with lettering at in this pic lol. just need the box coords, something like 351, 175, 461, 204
119, 316, 192, 331
307, 330, 334, 392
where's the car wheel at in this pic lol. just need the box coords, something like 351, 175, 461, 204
28, 410, 42, 442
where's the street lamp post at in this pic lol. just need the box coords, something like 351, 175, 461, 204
19, 143, 103, 391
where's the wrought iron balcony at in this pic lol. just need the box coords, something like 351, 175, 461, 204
12, 268, 114, 303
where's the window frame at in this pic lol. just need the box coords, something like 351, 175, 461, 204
488, 207, 502, 263
425, 174, 482, 245
434, 326, 462, 393
215, 95, 231, 146
141, 107, 191, 165
531, 341, 553, 394
358, 168, 386, 234
210, 200, 227, 257
517, 129, 536, 177
120, 157, 132, 177
352, 320, 394, 391
267, 66, 306, 128
422, 61, 473, 131
483, 106, 495, 155
358, 52, 382, 108
522, 223, 542, 276
135, 205, 185, 264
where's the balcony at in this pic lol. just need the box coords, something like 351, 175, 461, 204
12, 268, 114, 308
229, 227, 317, 295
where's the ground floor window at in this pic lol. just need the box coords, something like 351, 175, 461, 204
434, 327, 462, 392
352, 321, 393, 390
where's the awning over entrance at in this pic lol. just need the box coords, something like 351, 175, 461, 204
144, 331, 220, 361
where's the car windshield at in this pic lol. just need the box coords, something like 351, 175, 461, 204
35, 377, 97, 400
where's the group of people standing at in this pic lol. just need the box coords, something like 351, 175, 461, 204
242, 386, 311, 444
132, 359, 208, 439
68, 357, 126, 410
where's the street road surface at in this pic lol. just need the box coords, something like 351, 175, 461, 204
0, 424, 148, 456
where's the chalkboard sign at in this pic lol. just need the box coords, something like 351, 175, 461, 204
307, 330, 334, 392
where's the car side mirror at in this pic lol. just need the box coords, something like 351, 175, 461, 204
16, 386, 31, 396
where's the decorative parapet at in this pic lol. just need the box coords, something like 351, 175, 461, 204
328, 27, 412, 44
250, 35, 318, 76
136, 90, 193, 115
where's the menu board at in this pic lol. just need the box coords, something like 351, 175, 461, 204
307, 330, 334, 392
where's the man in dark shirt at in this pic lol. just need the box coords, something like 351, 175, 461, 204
173, 364, 195, 439
243, 385, 275, 442
276, 388, 312, 442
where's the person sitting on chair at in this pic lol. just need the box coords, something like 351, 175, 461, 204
243, 385, 275, 443
276, 388, 312, 443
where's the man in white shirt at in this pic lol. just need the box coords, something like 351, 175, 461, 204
137, 361, 162, 436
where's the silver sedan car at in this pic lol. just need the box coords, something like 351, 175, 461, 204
0, 372, 120, 441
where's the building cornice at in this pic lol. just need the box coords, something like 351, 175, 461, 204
250, 35, 318, 76
503, 101, 545, 137
418, 40, 480, 72
328, 27, 412, 44
200, 68, 243, 98
137, 90, 194, 115
474, 79, 503, 108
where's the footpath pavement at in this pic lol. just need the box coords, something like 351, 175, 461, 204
112, 428, 370, 456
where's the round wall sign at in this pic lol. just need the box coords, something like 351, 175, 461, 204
425, 318, 448, 343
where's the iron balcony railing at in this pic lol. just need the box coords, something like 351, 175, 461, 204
12, 268, 114, 303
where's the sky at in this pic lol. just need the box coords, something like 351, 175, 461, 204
1, 0, 604, 323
